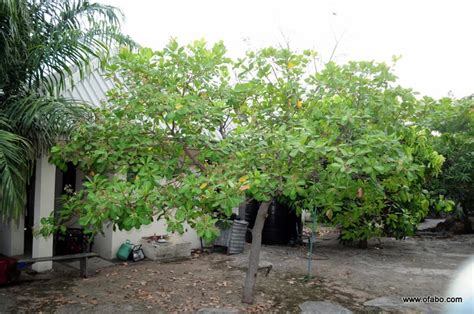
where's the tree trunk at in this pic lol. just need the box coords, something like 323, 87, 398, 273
242, 200, 271, 304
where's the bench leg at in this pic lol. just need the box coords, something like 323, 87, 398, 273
80, 257, 88, 278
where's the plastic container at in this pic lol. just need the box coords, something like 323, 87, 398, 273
116, 240, 133, 261
245, 199, 300, 245
214, 220, 248, 254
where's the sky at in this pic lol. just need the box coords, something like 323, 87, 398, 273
103, 0, 473, 99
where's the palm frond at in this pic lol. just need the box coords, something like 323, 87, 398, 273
0, 94, 93, 219
28, 1, 120, 95
0, 116, 30, 220
3, 93, 93, 154
1, 0, 133, 97
0, 0, 131, 219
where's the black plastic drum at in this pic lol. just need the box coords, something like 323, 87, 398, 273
245, 199, 301, 245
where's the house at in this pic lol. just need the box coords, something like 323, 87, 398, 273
0, 62, 201, 271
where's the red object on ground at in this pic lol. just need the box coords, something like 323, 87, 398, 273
0, 257, 18, 285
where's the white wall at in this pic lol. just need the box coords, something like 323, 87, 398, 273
93, 218, 201, 260
91, 224, 114, 259
0, 217, 24, 256
32, 156, 55, 271
91, 174, 202, 260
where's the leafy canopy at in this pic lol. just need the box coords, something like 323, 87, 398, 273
45, 39, 453, 242
414, 95, 473, 213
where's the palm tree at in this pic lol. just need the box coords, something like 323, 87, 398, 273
0, 0, 132, 220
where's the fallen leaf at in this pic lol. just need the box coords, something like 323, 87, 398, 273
239, 184, 250, 191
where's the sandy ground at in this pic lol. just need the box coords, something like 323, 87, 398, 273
0, 230, 473, 313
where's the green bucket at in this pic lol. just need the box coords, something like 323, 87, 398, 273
116, 240, 133, 261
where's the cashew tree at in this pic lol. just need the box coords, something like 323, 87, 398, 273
43, 40, 451, 304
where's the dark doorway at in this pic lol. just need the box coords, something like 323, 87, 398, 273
24, 167, 36, 257
24, 162, 79, 257
53, 163, 86, 256
61, 162, 77, 193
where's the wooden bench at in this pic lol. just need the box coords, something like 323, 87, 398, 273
17, 252, 99, 278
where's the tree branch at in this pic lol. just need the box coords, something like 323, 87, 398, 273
183, 145, 207, 172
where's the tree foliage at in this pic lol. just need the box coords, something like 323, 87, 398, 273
414, 96, 473, 213
43, 39, 458, 304
0, 0, 130, 219
45, 40, 452, 242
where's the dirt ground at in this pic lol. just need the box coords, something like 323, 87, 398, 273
0, 229, 473, 313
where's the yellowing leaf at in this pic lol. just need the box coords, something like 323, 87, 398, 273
287, 62, 296, 69
239, 184, 250, 191
199, 183, 208, 189
326, 209, 333, 220
175, 104, 183, 110
238, 175, 248, 183
296, 100, 303, 109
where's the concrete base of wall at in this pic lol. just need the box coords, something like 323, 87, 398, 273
92, 219, 201, 260
141, 239, 191, 261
